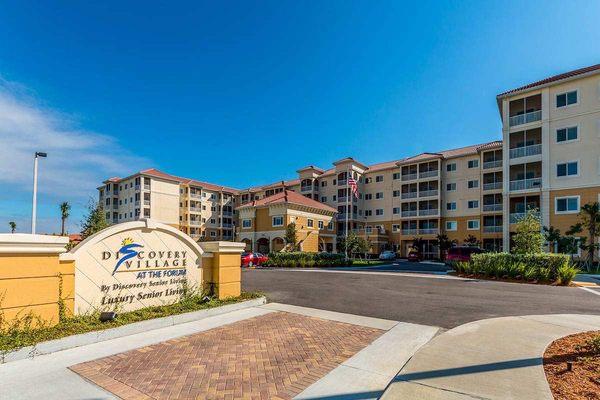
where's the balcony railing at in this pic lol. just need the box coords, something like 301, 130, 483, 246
336, 213, 358, 221
300, 185, 313, 192
483, 182, 502, 191
401, 229, 418, 235
189, 220, 201, 226
401, 192, 417, 199
143, 184, 151, 190
419, 189, 438, 198
419, 228, 439, 235
144, 200, 151, 205
509, 144, 542, 159
509, 177, 542, 191
190, 193, 202, 199
419, 209, 439, 216
483, 226, 503, 233
401, 210, 417, 217
483, 160, 502, 169
222, 223, 233, 228
483, 204, 503, 212
401, 173, 418, 181
338, 179, 347, 186
135, 200, 140, 206
338, 196, 348, 203
134, 184, 141, 190
419, 170, 438, 179
112, 204, 118, 209
510, 211, 540, 224
222, 211, 233, 216
190, 207, 201, 212
112, 218, 118, 224
509, 110, 542, 127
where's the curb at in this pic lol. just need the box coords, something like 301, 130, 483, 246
1, 296, 267, 364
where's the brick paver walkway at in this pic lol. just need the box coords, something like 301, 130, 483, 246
70, 311, 383, 400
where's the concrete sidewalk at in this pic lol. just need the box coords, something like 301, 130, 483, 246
381, 314, 600, 400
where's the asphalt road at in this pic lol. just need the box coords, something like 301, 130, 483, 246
242, 262, 600, 329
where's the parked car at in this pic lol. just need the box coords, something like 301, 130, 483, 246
378, 250, 396, 261
407, 250, 422, 262
446, 246, 484, 264
241, 252, 268, 267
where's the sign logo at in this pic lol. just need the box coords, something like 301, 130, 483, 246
112, 238, 143, 275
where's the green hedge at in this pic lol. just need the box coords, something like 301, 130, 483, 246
263, 252, 349, 268
452, 252, 578, 285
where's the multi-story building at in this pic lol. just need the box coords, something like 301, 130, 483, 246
98, 63, 600, 259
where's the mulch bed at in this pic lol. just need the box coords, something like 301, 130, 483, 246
543, 331, 600, 400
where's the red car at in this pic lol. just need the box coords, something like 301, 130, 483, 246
446, 247, 484, 264
241, 252, 268, 267
407, 251, 422, 262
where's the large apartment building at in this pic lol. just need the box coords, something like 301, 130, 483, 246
98, 63, 600, 258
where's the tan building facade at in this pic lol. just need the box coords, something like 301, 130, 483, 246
99, 64, 600, 260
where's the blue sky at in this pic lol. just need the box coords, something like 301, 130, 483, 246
1, 1, 600, 233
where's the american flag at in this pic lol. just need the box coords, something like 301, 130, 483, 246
348, 176, 359, 198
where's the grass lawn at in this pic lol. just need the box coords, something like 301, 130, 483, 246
0, 291, 262, 354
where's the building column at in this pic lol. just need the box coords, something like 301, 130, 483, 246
199, 241, 245, 299
540, 88, 551, 233
501, 98, 511, 252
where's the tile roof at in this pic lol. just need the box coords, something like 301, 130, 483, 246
497, 63, 600, 97
237, 190, 337, 213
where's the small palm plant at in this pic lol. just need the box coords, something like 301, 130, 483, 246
60, 201, 71, 236
9, 221, 16, 233
568, 202, 600, 272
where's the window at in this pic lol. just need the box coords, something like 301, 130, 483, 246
375, 209, 384, 216
556, 126, 578, 143
333, 179, 337, 185
210, 218, 216, 224
333, 195, 337, 201
468, 200, 479, 209
365, 193, 372, 200
393, 190, 400, 197
393, 172, 401, 180
321, 181, 327, 187
365, 177, 372, 184
468, 180, 479, 189
365, 210, 372, 216
318, 220, 324, 229
468, 159, 479, 168
307, 219, 314, 228
446, 221, 457, 231
375, 175, 384, 182
392, 224, 400, 232
272, 216, 284, 227
366, 226, 372, 234
556, 90, 577, 108
242, 219, 252, 228
555, 196, 580, 214
446, 163, 456, 172
467, 220, 480, 230
210, 231, 217, 237
393, 207, 400, 215
557, 161, 578, 177
327, 221, 334, 230
446, 202, 456, 211
446, 183, 456, 191
321, 196, 327, 202
375, 192, 384, 199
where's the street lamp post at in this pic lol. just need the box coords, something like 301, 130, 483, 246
31, 152, 47, 234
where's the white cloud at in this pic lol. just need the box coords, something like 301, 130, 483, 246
0, 77, 149, 233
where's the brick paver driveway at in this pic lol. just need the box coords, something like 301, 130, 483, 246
70, 312, 383, 400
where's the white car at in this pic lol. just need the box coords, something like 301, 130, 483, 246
378, 251, 396, 261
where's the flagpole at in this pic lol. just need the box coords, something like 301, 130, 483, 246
345, 168, 349, 262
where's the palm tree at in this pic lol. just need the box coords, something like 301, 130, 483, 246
60, 201, 71, 236
9, 221, 16, 233
568, 202, 600, 272
543, 226, 562, 253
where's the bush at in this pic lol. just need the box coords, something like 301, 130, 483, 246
263, 252, 348, 268
465, 253, 575, 284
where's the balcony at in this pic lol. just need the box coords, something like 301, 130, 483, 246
419, 190, 438, 198
401, 210, 417, 218
509, 110, 542, 127
419, 208, 439, 216
144, 200, 151, 205
135, 200, 140, 206
190, 193, 202, 199
401, 192, 417, 199
483, 160, 502, 169
510, 211, 540, 224
135, 184, 140, 190
300, 185, 313, 193
509, 144, 542, 159
222, 211, 233, 216
336, 213, 358, 221
419, 170, 438, 179
483, 226, 503, 233
190, 207, 201, 212
483, 204, 503, 212
401, 229, 418, 235
112, 218, 118, 224
338, 196, 348, 203
483, 182, 502, 191
143, 184, 151, 190
509, 177, 541, 191
419, 228, 439, 235
189, 220, 201, 226
401, 173, 418, 181
338, 179, 347, 186
222, 223, 233, 228
112, 204, 118, 209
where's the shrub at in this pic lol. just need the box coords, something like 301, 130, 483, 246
263, 252, 347, 268
467, 253, 572, 284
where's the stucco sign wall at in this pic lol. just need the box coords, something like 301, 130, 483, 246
62, 219, 203, 314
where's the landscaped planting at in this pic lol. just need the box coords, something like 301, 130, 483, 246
262, 252, 349, 268
452, 252, 578, 285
